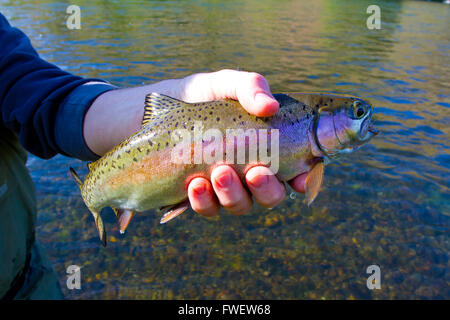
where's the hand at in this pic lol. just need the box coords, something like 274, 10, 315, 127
84, 69, 308, 217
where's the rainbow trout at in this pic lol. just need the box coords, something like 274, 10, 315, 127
70, 93, 378, 246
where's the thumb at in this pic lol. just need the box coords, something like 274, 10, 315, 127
181, 69, 280, 117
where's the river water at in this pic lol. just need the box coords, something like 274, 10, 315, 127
1, 0, 448, 299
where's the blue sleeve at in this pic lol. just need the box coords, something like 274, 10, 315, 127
0, 12, 117, 160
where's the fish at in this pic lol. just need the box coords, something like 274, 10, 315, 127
70, 92, 378, 246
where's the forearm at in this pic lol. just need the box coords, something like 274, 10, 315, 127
83, 79, 181, 156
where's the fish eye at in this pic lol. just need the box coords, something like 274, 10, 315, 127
352, 101, 366, 119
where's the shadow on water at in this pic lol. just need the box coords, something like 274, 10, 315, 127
2, 0, 448, 299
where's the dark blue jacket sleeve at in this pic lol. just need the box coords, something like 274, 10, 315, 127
0, 12, 117, 160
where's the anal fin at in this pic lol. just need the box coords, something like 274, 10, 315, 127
159, 201, 190, 224
305, 160, 325, 206
112, 208, 135, 234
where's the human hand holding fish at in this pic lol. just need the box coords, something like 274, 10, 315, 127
82, 70, 308, 223
77, 69, 377, 246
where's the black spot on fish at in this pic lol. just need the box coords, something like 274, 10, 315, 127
238, 115, 242, 119
133, 157, 137, 162
125, 150, 131, 154
216, 117, 220, 122
204, 117, 208, 120
209, 111, 213, 115
149, 140, 153, 146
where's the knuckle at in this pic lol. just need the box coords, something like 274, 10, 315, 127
247, 72, 266, 85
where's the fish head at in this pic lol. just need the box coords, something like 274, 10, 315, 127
314, 97, 378, 157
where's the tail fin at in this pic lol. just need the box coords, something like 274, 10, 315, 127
70, 167, 83, 189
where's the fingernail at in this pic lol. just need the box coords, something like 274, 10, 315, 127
193, 184, 206, 196
248, 174, 268, 188
215, 172, 232, 188
254, 92, 274, 104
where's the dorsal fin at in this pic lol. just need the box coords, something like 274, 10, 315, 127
143, 93, 188, 127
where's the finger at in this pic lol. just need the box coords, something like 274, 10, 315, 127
180, 70, 279, 117
211, 165, 253, 215
246, 166, 286, 208
288, 172, 308, 194
188, 177, 220, 217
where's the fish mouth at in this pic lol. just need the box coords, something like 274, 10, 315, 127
363, 122, 378, 141
359, 117, 378, 141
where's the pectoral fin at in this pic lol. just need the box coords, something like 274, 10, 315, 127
112, 208, 135, 234
305, 160, 325, 206
159, 201, 190, 224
